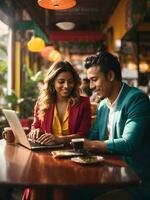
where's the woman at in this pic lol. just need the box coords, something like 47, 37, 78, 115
22, 60, 91, 200
28, 60, 91, 145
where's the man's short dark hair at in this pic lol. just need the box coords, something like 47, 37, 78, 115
84, 44, 122, 81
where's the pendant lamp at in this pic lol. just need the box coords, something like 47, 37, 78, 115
27, 37, 45, 52
48, 50, 61, 62
41, 46, 54, 58
38, 0, 76, 10
56, 22, 75, 30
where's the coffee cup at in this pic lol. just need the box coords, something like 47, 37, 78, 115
2, 127, 15, 144
70, 138, 85, 152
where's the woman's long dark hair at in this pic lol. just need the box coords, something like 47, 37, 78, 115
38, 61, 81, 119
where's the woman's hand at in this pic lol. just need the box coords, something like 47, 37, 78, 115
36, 133, 58, 145
28, 128, 44, 141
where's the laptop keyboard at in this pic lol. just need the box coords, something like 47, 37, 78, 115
29, 140, 42, 146
28, 138, 57, 147
28, 138, 45, 146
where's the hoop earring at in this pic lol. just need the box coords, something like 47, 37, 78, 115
50, 86, 55, 94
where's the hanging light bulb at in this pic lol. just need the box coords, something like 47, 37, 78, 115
140, 62, 149, 73
52, 0, 60, 7
38, 0, 76, 10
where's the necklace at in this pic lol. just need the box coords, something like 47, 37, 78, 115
56, 101, 69, 124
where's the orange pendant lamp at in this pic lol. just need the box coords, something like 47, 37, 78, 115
38, 0, 76, 10
40, 46, 54, 58
48, 49, 62, 62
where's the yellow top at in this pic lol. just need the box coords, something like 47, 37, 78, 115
52, 105, 69, 136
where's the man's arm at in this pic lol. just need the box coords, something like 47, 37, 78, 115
84, 139, 108, 152
85, 92, 150, 155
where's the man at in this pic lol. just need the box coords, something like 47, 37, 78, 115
80, 78, 93, 97
84, 45, 150, 200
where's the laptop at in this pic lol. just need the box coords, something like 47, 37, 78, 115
2, 109, 64, 150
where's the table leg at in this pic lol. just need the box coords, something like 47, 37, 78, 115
52, 187, 70, 200
30, 188, 49, 200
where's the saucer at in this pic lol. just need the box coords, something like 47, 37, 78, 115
71, 156, 104, 164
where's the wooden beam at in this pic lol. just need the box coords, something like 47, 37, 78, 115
49, 31, 106, 41
137, 23, 150, 32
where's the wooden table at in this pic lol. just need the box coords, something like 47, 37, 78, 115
0, 139, 140, 200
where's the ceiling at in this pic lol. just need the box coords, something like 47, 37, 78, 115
15, 0, 120, 39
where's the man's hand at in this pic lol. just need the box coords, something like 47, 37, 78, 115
84, 139, 107, 152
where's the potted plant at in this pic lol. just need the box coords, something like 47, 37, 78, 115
0, 59, 19, 135
18, 66, 43, 127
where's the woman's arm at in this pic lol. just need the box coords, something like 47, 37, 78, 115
31, 100, 42, 130
71, 97, 91, 137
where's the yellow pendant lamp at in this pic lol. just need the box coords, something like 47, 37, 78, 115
38, 0, 76, 10
27, 37, 45, 52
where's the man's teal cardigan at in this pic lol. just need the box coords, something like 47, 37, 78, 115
88, 83, 150, 200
